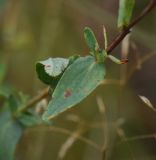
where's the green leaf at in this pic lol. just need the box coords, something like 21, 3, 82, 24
40, 58, 69, 77
84, 27, 99, 54
8, 94, 20, 113
42, 56, 106, 121
0, 88, 7, 98
36, 56, 80, 87
7, 91, 29, 113
36, 57, 69, 87
68, 55, 80, 65
0, 86, 11, 99
18, 113, 43, 127
118, 0, 135, 28
0, 110, 23, 160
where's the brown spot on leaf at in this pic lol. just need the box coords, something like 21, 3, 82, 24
45, 65, 51, 69
64, 89, 72, 98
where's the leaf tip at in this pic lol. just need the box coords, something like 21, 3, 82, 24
42, 112, 51, 122
42, 107, 57, 122
84, 26, 91, 31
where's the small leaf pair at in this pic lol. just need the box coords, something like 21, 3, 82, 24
84, 26, 108, 63
84, 27, 128, 64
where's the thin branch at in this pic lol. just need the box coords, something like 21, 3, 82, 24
30, 125, 101, 151
18, 87, 49, 112
106, 0, 156, 54
123, 133, 156, 142
47, 126, 101, 151
114, 133, 156, 148
57, 126, 85, 160
100, 132, 156, 154
116, 127, 136, 160
96, 96, 109, 160
127, 51, 156, 80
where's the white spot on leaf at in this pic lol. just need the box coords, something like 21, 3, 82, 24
40, 58, 69, 77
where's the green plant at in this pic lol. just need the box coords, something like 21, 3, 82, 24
0, 0, 156, 160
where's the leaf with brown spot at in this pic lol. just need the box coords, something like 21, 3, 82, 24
42, 56, 106, 121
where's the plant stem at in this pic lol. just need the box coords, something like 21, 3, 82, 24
106, 0, 156, 54
18, 87, 49, 113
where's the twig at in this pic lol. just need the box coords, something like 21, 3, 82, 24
127, 51, 156, 80
47, 126, 101, 151
116, 127, 136, 160
122, 133, 156, 142
106, 0, 156, 54
96, 96, 109, 160
30, 125, 101, 151
18, 87, 49, 112
57, 126, 85, 160
113, 133, 156, 150
100, 132, 156, 154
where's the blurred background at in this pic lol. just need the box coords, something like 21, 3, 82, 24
0, 0, 156, 159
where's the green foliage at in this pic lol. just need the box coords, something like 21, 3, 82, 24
84, 27, 100, 55
0, 84, 12, 106
0, 90, 44, 160
0, 89, 42, 158
8, 94, 20, 113
36, 27, 108, 121
36, 27, 125, 120
0, 109, 23, 160
36, 57, 69, 86
36, 56, 80, 87
118, 0, 135, 28
18, 112, 43, 127
68, 55, 80, 65
42, 56, 106, 121
0, 86, 12, 99
39, 58, 69, 77
8, 92, 43, 127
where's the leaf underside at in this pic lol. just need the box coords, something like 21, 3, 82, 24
36, 57, 69, 86
42, 56, 106, 121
